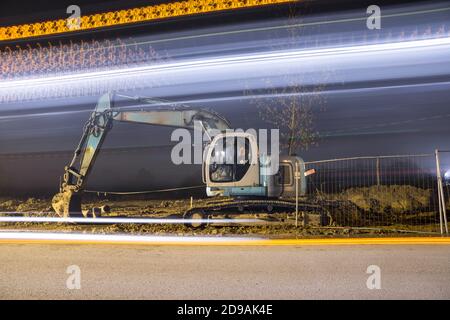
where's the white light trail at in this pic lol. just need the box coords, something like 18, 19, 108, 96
70, 6, 450, 52
1, 33, 449, 105
0, 231, 263, 243
0, 216, 262, 225
1, 36, 449, 91
1, 79, 449, 122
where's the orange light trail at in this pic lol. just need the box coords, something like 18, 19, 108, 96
0, 0, 298, 42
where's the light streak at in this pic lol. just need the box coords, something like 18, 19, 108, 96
0, 232, 448, 245
2, 36, 449, 91
1, 80, 449, 122
130, 6, 450, 48
0, 0, 297, 42
0, 216, 262, 225
0, 231, 263, 243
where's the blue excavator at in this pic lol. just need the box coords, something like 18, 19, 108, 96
52, 93, 328, 226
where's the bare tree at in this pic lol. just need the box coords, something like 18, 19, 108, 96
245, 5, 329, 156
251, 79, 326, 156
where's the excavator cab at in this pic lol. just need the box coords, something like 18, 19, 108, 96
204, 133, 307, 199
204, 132, 259, 187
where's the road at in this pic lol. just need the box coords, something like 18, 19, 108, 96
0, 242, 449, 299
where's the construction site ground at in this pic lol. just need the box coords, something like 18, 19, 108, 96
0, 196, 441, 238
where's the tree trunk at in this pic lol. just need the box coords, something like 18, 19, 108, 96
288, 105, 296, 156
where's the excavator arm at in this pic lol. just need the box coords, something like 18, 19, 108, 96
52, 93, 231, 217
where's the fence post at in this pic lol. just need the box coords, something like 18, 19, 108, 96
444, 190, 449, 235
437, 150, 448, 234
440, 176, 449, 234
376, 157, 381, 186
435, 149, 448, 235
295, 162, 299, 227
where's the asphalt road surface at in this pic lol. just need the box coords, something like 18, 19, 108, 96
0, 243, 449, 299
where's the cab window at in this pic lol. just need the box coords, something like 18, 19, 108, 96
209, 136, 251, 183
277, 163, 293, 186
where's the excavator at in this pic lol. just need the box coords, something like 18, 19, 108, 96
52, 92, 328, 226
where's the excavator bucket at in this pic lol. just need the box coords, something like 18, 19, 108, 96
51, 189, 83, 218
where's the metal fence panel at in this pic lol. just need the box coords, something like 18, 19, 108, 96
304, 154, 444, 233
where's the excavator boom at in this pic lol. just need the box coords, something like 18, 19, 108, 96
52, 92, 231, 217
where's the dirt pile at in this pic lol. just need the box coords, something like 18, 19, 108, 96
334, 185, 431, 214
0, 199, 19, 211
0, 198, 52, 213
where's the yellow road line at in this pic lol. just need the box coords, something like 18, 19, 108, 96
0, 237, 449, 246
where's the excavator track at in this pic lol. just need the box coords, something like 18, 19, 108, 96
183, 198, 335, 227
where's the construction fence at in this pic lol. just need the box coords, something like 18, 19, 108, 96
303, 150, 449, 234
